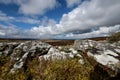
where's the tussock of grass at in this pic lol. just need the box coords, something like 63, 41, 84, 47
108, 32, 120, 43
44, 59, 92, 80
0, 56, 93, 80
1, 52, 114, 80
0, 56, 13, 78
25, 58, 93, 80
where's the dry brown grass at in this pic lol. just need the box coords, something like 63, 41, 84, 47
0, 56, 93, 80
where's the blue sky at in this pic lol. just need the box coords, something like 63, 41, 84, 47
0, 0, 71, 29
0, 0, 120, 39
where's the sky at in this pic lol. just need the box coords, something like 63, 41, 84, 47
0, 0, 120, 39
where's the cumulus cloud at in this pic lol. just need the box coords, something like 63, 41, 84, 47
65, 25, 120, 39
28, 0, 120, 39
0, 0, 120, 39
0, 11, 40, 24
0, 24, 21, 38
0, 24, 34, 38
40, 17, 56, 26
0, 0, 58, 15
19, 0, 58, 15
0, 0, 22, 4
0, 31, 5, 36
59, 0, 120, 33
0, 11, 15, 22
65, 0, 82, 7
16, 17, 40, 24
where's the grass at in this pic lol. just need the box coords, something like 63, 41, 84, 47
0, 55, 93, 80
0, 50, 116, 80
43, 59, 92, 80
0, 56, 14, 79
108, 32, 120, 43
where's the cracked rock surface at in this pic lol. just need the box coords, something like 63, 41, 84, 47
74, 40, 120, 72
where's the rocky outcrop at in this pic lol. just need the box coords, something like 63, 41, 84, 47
74, 40, 120, 72
0, 41, 51, 73
0, 43, 19, 56
39, 47, 83, 62
0, 40, 84, 73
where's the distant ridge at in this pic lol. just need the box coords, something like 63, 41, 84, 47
0, 37, 108, 41
86, 37, 108, 41
0, 38, 38, 42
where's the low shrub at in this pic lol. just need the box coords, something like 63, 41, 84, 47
108, 32, 120, 43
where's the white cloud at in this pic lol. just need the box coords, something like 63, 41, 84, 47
65, 0, 82, 7
65, 25, 120, 39
0, 31, 5, 36
0, 24, 33, 38
0, 24, 20, 38
16, 17, 40, 24
59, 0, 120, 33
0, 11, 40, 24
0, 0, 58, 15
19, 0, 58, 15
0, 0, 26, 5
0, 0, 15, 4
0, 11, 15, 21
28, 0, 120, 39
40, 17, 56, 26
0, 0, 120, 39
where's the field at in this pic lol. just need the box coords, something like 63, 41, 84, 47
0, 36, 120, 80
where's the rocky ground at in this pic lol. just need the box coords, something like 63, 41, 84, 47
74, 40, 120, 72
0, 41, 83, 73
0, 38, 120, 80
